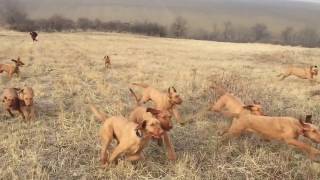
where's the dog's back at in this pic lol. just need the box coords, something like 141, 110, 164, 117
236, 112, 300, 140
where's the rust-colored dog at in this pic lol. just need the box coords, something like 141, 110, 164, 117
131, 83, 183, 124
104, 55, 111, 69
0, 57, 25, 79
90, 105, 164, 166
30, 31, 38, 42
1, 88, 25, 119
16, 87, 35, 121
278, 65, 318, 82
223, 107, 320, 160
210, 85, 264, 117
129, 88, 177, 160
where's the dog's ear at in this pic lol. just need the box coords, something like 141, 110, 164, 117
305, 115, 312, 124
11, 59, 17, 63
253, 100, 260, 105
19, 89, 24, 95
172, 86, 177, 93
243, 105, 254, 110
137, 120, 147, 130
146, 108, 161, 116
13, 88, 23, 93
168, 87, 172, 95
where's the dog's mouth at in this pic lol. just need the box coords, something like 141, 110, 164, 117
150, 131, 163, 139
151, 134, 162, 139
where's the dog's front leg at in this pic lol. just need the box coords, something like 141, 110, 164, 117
8, 72, 13, 79
285, 138, 320, 160
7, 109, 14, 117
30, 107, 36, 121
162, 132, 176, 161
172, 108, 183, 124
18, 109, 26, 121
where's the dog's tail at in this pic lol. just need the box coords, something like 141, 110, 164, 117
310, 90, 320, 97
132, 83, 149, 88
89, 104, 108, 122
210, 84, 227, 95
276, 73, 282, 77
129, 88, 140, 105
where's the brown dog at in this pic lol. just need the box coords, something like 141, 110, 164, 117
131, 83, 183, 124
278, 65, 318, 82
90, 105, 164, 166
16, 87, 35, 121
30, 31, 38, 42
1, 88, 25, 119
104, 56, 111, 69
0, 57, 25, 79
210, 85, 264, 117
129, 88, 177, 160
223, 107, 320, 160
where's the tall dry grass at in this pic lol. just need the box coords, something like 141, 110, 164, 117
0, 30, 320, 179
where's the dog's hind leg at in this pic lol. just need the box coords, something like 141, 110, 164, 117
100, 129, 113, 165
109, 143, 128, 164
279, 74, 290, 81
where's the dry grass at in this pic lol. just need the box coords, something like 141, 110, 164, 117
0, 30, 320, 179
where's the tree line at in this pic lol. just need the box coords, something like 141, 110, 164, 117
1, 1, 320, 48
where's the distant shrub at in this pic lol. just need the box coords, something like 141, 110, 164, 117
251, 23, 271, 42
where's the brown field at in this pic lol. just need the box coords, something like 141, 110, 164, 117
0, 30, 320, 179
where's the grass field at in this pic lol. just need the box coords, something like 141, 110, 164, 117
0, 30, 320, 179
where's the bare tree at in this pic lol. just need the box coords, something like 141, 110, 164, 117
281, 27, 295, 45
222, 21, 234, 41
170, 16, 188, 38
251, 23, 271, 42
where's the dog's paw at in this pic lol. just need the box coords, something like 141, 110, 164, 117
168, 155, 177, 161
179, 121, 186, 126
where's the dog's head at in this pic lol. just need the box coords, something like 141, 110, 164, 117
299, 115, 320, 143
11, 57, 24, 67
310, 65, 318, 76
2, 92, 18, 108
18, 87, 34, 106
168, 86, 183, 105
147, 108, 173, 131
242, 101, 264, 116
30, 32, 37, 37
137, 108, 165, 139
104, 56, 110, 63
